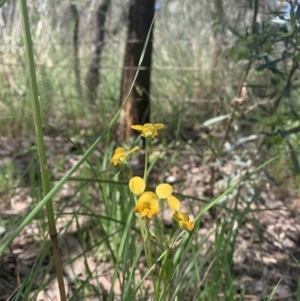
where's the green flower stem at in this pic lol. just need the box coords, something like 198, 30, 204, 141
156, 227, 177, 300
133, 196, 148, 266
127, 193, 153, 298
141, 137, 159, 299
143, 136, 151, 181
146, 223, 158, 300
135, 213, 157, 298
17, 0, 66, 300
158, 253, 169, 301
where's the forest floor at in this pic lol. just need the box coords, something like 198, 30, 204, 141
0, 132, 299, 301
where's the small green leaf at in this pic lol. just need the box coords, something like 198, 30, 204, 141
161, 255, 175, 283
295, 52, 300, 63
263, 169, 280, 186
286, 139, 300, 174
266, 136, 284, 146
256, 58, 282, 72
290, 6, 297, 25
279, 31, 293, 39
227, 26, 243, 38
149, 228, 156, 239
260, 114, 284, 127
227, 45, 249, 60
279, 125, 300, 137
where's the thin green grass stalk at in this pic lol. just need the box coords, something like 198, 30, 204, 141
217, 195, 239, 299
108, 209, 134, 301
168, 261, 191, 300
180, 259, 199, 299
127, 250, 168, 301
251, 208, 268, 299
17, 0, 66, 299
191, 254, 215, 301
120, 230, 130, 299
144, 136, 151, 181
141, 136, 159, 297
147, 149, 167, 181
13, 239, 53, 301
217, 221, 235, 299
266, 280, 281, 301
123, 245, 143, 300
159, 232, 195, 300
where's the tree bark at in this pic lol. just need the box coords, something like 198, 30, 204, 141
116, 0, 155, 142
70, 4, 82, 100
85, 0, 111, 104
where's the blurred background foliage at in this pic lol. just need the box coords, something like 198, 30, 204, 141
0, 0, 280, 133
1, 0, 300, 183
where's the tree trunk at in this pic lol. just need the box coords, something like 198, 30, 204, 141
209, 0, 227, 36
70, 4, 82, 100
116, 0, 155, 142
85, 0, 111, 104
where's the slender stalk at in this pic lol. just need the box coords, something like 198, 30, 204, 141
131, 202, 156, 299
142, 138, 159, 299
220, 59, 253, 151
157, 248, 168, 301
17, 1, 66, 300
143, 137, 151, 181
272, 62, 298, 113
220, 0, 258, 151
146, 225, 158, 300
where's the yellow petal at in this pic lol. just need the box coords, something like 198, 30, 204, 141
131, 125, 143, 132
156, 183, 173, 199
128, 146, 139, 154
129, 176, 146, 195
154, 123, 165, 129
137, 191, 158, 207
111, 158, 119, 165
115, 147, 127, 156
167, 196, 181, 211
173, 211, 190, 222
172, 211, 185, 222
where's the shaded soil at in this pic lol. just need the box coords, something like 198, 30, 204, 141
0, 133, 299, 300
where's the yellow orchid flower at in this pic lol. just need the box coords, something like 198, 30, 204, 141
134, 191, 159, 219
110, 146, 139, 166
129, 176, 178, 219
131, 123, 165, 139
173, 211, 194, 231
